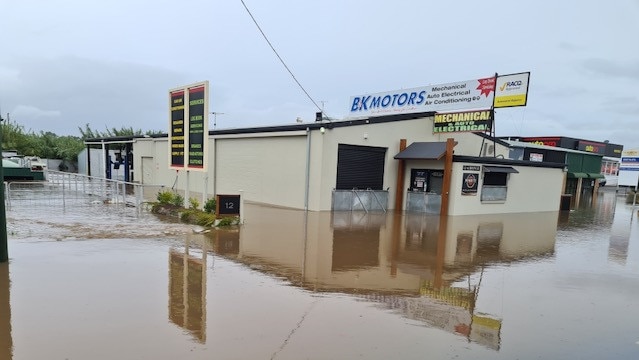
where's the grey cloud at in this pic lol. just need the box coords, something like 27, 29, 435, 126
600, 96, 639, 115
0, 56, 186, 135
582, 58, 639, 80
558, 42, 581, 52
535, 86, 589, 98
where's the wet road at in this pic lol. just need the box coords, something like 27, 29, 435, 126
1, 189, 638, 359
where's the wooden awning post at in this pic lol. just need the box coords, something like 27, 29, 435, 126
439, 138, 455, 216
394, 139, 407, 212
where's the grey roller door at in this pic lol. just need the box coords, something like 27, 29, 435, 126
336, 144, 386, 190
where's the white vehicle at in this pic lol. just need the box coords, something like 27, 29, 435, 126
24, 156, 47, 172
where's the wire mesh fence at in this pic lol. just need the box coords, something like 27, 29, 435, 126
4, 171, 166, 214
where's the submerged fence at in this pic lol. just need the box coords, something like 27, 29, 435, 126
332, 189, 389, 212
5, 170, 165, 212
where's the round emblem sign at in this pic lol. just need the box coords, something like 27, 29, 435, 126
465, 174, 476, 188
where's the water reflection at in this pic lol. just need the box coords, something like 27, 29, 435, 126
557, 190, 633, 265
601, 190, 639, 265
557, 189, 617, 230
0, 263, 12, 360
191, 205, 560, 351
168, 235, 207, 343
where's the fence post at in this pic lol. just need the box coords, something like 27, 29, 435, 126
121, 182, 126, 208
4, 182, 10, 211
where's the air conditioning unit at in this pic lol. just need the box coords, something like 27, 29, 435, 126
483, 144, 494, 156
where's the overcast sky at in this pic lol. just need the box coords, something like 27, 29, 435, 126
1, 0, 638, 148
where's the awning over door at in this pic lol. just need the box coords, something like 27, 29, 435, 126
483, 165, 519, 174
394, 142, 450, 160
567, 172, 588, 178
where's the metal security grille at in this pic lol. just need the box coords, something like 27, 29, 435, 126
336, 144, 386, 190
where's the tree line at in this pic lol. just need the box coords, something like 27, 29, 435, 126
1, 116, 162, 161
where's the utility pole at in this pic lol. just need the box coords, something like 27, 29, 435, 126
0, 112, 8, 262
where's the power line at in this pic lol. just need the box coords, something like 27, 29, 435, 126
239, 0, 326, 118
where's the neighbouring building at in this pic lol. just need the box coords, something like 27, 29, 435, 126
503, 136, 623, 187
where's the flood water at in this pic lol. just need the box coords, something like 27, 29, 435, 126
2, 189, 639, 359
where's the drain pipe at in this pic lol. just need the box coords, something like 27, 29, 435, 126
304, 127, 311, 211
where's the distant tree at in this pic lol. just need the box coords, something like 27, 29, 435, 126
0, 116, 28, 151
79, 123, 163, 140
0, 119, 163, 162
55, 135, 85, 161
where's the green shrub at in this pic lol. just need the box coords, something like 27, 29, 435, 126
203, 198, 217, 213
180, 209, 196, 222
217, 216, 238, 227
171, 193, 184, 207
156, 190, 174, 204
178, 209, 215, 228
189, 197, 200, 210
195, 212, 216, 227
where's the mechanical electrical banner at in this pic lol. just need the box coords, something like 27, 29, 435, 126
433, 109, 492, 134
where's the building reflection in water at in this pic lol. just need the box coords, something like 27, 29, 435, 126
388, 212, 557, 350
605, 194, 630, 265
557, 190, 629, 265
1, 263, 12, 360
168, 235, 208, 343
175, 204, 560, 351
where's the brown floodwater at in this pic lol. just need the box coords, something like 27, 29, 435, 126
1, 189, 639, 359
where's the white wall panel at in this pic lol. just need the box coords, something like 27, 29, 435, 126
215, 135, 308, 209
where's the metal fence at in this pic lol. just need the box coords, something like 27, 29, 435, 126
332, 189, 388, 212
5, 171, 165, 213
406, 191, 442, 214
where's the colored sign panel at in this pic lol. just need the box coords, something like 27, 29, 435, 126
433, 109, 492, 134
494, 72, 530, 108
462, 173, 479, 195
347, 77, 496, 118
168, 81, 209, 171
188, 84, 208, 170
520, 137, 561, 147
169, 90, 185, 168
617, 150, 639, 187
605, 143, 624, 158
577, 140, 605, 154
530, 153, 544, 162
620, 156, 639, 172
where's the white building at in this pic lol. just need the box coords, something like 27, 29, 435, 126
86, 112, 565, 215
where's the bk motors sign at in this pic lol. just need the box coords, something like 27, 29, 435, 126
347, 77, 496, 118
348, 72, 530, 118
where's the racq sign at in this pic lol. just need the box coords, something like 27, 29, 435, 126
348, 77, 496, 118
